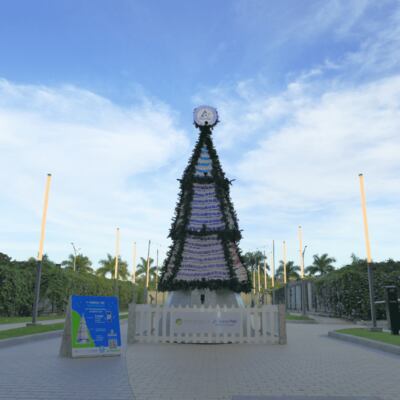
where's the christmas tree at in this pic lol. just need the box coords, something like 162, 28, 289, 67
158, 106, 251, 295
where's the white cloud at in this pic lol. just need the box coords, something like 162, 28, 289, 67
215, 74, 400, 266
0, 80, 190, 266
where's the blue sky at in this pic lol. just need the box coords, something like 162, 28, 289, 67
1, 0, 400, 272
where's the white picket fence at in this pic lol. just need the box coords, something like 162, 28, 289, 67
128, 304, 286, 344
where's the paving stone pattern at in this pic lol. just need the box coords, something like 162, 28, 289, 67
1, 319, 399, 400
126, 323, 400, 400
0, 324, 134, 400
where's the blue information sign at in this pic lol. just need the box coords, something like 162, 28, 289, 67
70, 295, 121, 357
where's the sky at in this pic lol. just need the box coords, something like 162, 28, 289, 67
1, 0, 400, 272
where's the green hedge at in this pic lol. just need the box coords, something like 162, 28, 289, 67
313, 260, 400, 320
0, 256, 136, 317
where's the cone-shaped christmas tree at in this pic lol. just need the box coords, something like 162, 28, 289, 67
158, 106, 251, 294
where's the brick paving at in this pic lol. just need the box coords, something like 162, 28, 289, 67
1, 319, 399, 400
0, 324, 134, 400
126, 322, 400, 400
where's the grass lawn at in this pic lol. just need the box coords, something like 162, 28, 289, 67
286, 313, 314, 321
336, 328, 400, 347
0, 323, 65, 340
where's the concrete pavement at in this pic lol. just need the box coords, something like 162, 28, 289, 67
0, 324, 134, 400
1, 317, 399, 400
126, 322, 400, 400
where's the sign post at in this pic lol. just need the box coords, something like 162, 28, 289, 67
60, 295, 121, 358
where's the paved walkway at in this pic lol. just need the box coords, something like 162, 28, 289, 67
126, 322, 400, 400
1, 318, 399, 400
0, 324, 134, 400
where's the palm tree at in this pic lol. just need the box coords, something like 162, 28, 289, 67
275, 260, 300, 282
135, 257, 158, 284
306, 253, 336, 276
96, 253, 129, 280
243, 251, 267, 271
61, 253, 93, 273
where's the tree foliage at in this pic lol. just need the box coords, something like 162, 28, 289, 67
61, 253, 94, 274
275, 260, 300, 281
96, 253, 130, 280
306, 253, 336, 277
0, 253, 135, 317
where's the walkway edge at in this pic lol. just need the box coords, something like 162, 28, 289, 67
328, 330, 400, 356
0, 319, 128, 349
0, 330, 63, 349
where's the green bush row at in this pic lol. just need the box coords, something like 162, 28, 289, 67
0, 256, 138, 317
312, 260, 400, 319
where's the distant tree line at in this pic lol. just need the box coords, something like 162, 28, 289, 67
0, 251, 161, 317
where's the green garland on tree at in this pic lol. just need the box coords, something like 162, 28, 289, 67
158, 122, 251, 293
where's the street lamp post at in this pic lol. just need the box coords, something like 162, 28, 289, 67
113, 228, 120, 295
31, 173, 52, 325
358, 173, 378, 330
71, 242, 80, 272
301, 245, 308, 316
299, 225, 307, 315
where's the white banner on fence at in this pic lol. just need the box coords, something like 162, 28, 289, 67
172, 309, 241, 335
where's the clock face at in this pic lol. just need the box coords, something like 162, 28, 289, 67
193, 106, 218, 127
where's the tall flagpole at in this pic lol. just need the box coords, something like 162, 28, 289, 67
132, 241, 136, 284
32, 173, 52, 325
359, 173, 377, 329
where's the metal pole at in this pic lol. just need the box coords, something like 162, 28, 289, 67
359, 173, 377, 329
32, 173, 52, 325
71, 242, 79, 272
298, 226, 304, 278
263, 252, 267, 290
144, 240, 151, 303
114, 228, 120, 295
283, 240, 287, 309
132, 241, 136, 284
283, 241, 287, 284
271, 241, 275, 288
301, 245, 308, 315
155, 248, 159, 305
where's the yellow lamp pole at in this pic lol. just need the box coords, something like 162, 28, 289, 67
132, 241, 136, 284
359, 173, 377, 329
257, 263, 261, 293
32, 173, 52, 325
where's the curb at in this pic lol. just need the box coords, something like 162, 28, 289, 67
328, 331, 400, 356
0, 319, 128, 349
0, 330, 63, 349
287, 319, 317, 324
